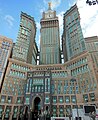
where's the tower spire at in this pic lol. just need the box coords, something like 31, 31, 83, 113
48, 2, 52, 10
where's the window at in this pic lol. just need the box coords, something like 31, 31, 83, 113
35, 86, 37, 92
45, 96, 49, 103
41, 86, 44, 92
5, 106, 11, 118
53, 106, 57, 112
89, 93, 95, 101
59, 108, 63, 112
66, 105, 71, 117
21, 29, 25, 34
65, 96, 70, 103
59, 96, 63, 103
83, 94, 88, 102
8, 96, 12, 103
1, 96, 6, 103
71, 96, 76, 103
53, 96, 57, 103
38, 86, 40, 92
0, 105, 4, 118
26, 97, 29, 104
13, 107, 18, 118
17, 97, 21, 104
64, 86, 66, 94
59, 106, 64, 117
52, 106, 57, 116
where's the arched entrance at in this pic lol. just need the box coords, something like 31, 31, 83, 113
32, 97, 41, 120
34, 97, 41, 114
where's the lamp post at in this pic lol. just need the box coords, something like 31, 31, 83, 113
71, 78, 79, 120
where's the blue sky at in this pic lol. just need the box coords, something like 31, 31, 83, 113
0, 0, 98, 48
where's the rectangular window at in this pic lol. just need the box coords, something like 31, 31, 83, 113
65, 96, 70, 103
83, 94, 88, 102
59, 97, 63, 103
53, 97, 57, 103
71, 96, 76, 103
13, 106, 18, 118
8, 96, 12, 103
17, 97, 21, 104
26, 97, 29, 104
5, 106, 11, 118
1, 96, 6, 103
89, 93, 95, 101
45, 96, 49, 103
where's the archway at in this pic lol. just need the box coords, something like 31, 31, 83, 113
34, 97, 41, 114
32, 97, 41, 120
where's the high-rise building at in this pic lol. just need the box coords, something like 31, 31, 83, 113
0, 36, 13, 91
12, 12, 38, 65
0, 3, 98, 120
63, 4, 86, 61
40, 3, 61, 64
0, 12, 38, 120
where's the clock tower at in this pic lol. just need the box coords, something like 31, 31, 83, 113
44, 2, 55, 19
40, 2, 61, 64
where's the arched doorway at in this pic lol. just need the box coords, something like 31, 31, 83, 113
34, 97, 41, 114
32, 97, 41, 120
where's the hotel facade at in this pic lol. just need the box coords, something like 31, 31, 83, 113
0, 3, 98, 120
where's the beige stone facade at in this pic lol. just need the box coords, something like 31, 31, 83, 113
1, 49, 98, 119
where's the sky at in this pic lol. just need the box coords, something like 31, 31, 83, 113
0, 0, 98, 48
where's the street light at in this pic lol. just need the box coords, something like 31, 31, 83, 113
70, 78, 79, 120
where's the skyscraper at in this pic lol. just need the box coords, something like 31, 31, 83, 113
0, 12, 38, 120
63, 4, 86, 61
40, 3, 61, 64
12, 12, 38, 65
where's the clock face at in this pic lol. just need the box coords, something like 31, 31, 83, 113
49, 14, 53, 18
45, 13, 53, 18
